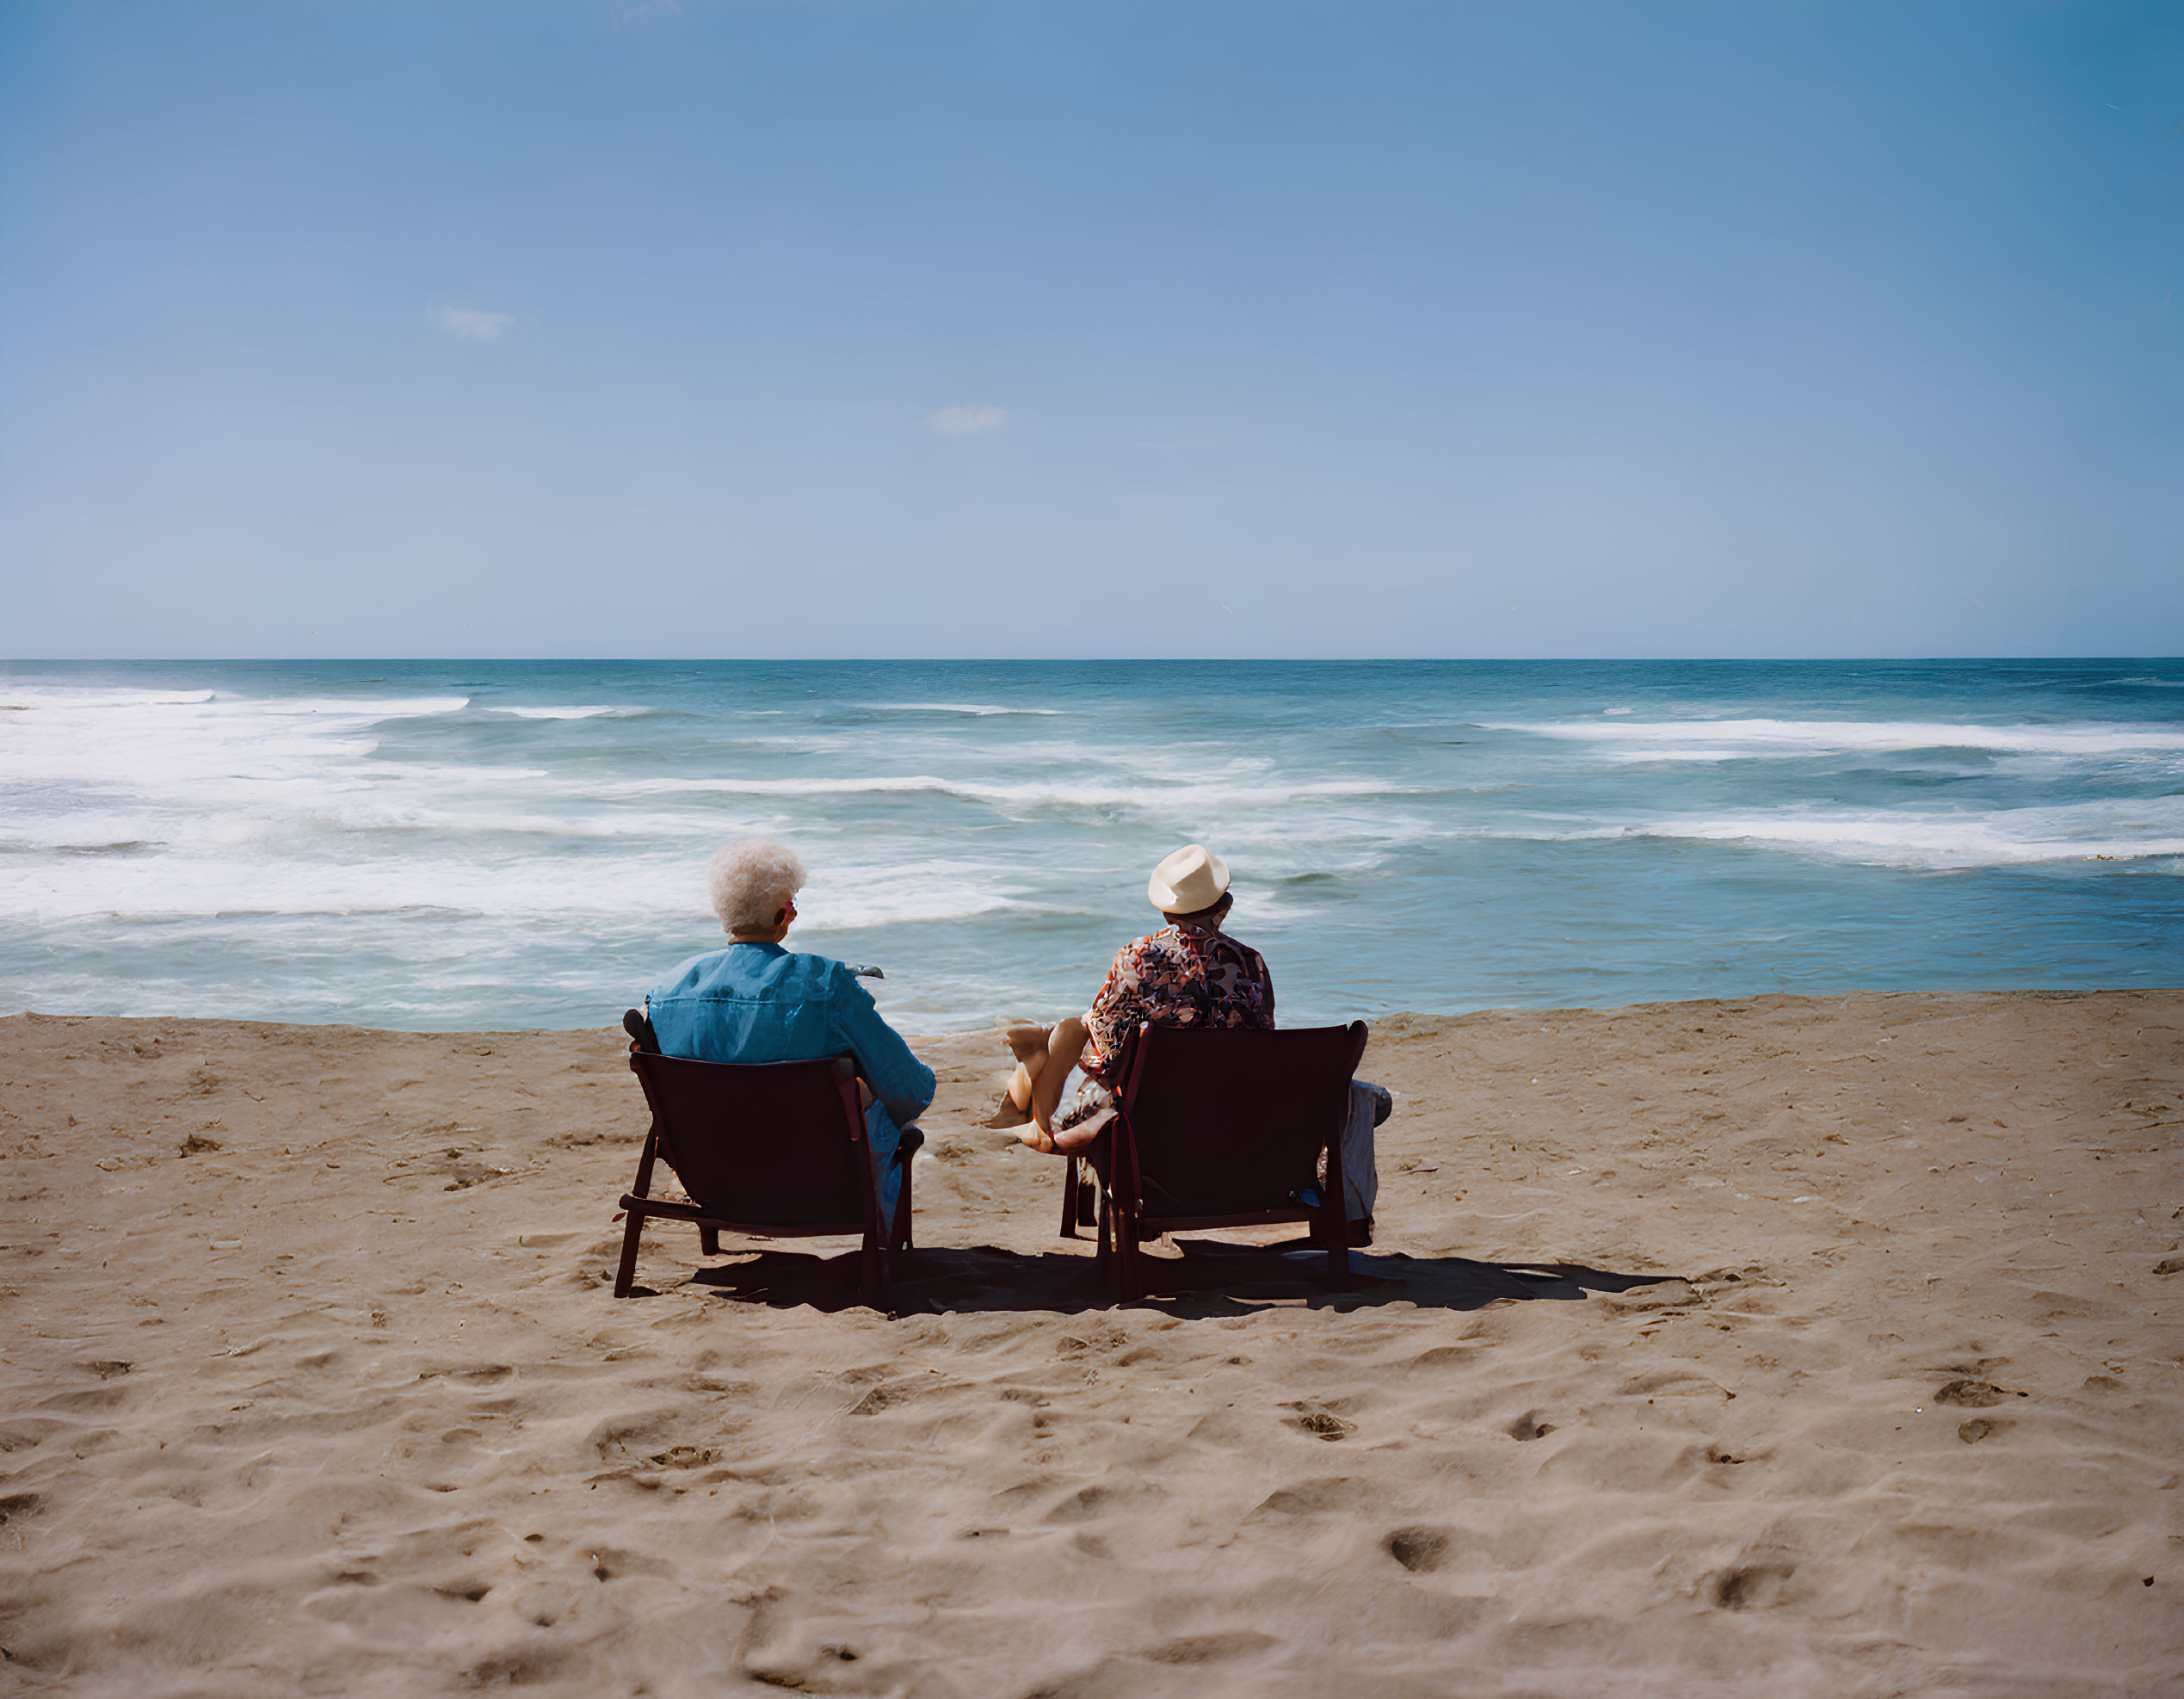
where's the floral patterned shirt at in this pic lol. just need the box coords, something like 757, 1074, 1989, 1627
1081, 922, 1276, 1080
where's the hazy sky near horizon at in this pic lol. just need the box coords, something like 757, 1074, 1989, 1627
2, 1, 2178, 659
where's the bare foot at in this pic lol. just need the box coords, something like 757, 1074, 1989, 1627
1015, 1123, 1058, 1152
1004, 1024, 1050, 1066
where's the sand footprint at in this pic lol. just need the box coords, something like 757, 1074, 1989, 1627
1384, 1525, 1453, 1572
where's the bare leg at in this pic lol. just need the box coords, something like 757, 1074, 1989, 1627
1020, 1016, 1091, 1149
1005, 1025, 1048, 1110
982, 1025, 1052, 1128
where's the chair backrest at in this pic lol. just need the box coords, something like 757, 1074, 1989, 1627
628, 1051, 870, 1227
1113, 1022, 1367, 1218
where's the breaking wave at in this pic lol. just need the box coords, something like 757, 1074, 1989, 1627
3, 660, 2178, 1029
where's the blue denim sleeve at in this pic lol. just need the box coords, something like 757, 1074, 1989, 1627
830, 973, 935, 1126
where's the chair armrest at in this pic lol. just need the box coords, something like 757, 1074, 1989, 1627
623, 1009, 661, 1053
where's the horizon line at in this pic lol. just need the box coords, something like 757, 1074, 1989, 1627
3, 654, 2182, 668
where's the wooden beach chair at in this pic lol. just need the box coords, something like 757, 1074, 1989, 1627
1058, 1020, 1368, 1302
614, 1012, 919, 1305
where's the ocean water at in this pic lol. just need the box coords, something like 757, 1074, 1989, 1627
1, 659, 2179, 1033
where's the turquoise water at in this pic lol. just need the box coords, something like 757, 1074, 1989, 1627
1, 659, 2179, 1031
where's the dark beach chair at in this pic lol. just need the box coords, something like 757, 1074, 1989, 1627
1058, 1020, 1368, 1302
614, 1010, 920, 1305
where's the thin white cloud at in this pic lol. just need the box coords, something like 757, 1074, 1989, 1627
434, 306, 519, 341
922, 404, 1009, 437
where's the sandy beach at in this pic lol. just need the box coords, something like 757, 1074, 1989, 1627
3, 990, 2180, 1696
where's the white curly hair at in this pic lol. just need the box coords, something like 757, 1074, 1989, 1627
708, 837, 807, 936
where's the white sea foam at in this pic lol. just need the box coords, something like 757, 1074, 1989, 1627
864, 702, 1066, 716
1490, 717, 2184, 761
492, 704, 647, 720
1584, 800, 2184, 870
604, 774, 1422, 811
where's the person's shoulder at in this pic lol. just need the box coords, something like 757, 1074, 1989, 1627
655, 942, 833, 999
652, 946, 736, 995
782, 949, 861, 994
1221, 931, 1273, 970
1124, 927, 1184, 965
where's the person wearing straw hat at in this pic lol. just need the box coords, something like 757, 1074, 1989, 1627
984, 844, 1268, 1151
988, 843, 1389, 1231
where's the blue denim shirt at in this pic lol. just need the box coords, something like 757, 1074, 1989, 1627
646, 942, 935, 1218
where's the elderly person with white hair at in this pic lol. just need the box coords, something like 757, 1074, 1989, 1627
645, 837, 935, 1221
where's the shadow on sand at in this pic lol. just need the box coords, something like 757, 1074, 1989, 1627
658, 1238, 1677, 1318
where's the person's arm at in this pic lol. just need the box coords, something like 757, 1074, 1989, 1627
830, 973, 935, 1125
1082, 941, 1144, 1070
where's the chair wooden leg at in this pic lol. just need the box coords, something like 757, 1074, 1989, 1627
615, 1127, 661, 1298
699, 1225, 721, 1257
1323, 1124, 1352, 1282
859, 1240, 887, 1309
1114, 1202, 1138, 1304
891, 1164, 915, 1251
1059, 1155, 1081, 1239
1324, 1227, 1351, 1282
613, 1208, 647, 1298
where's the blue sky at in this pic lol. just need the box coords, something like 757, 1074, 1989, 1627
1, 0, 2177, 658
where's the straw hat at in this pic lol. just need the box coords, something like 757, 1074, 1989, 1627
1148, 843, 1231, 914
